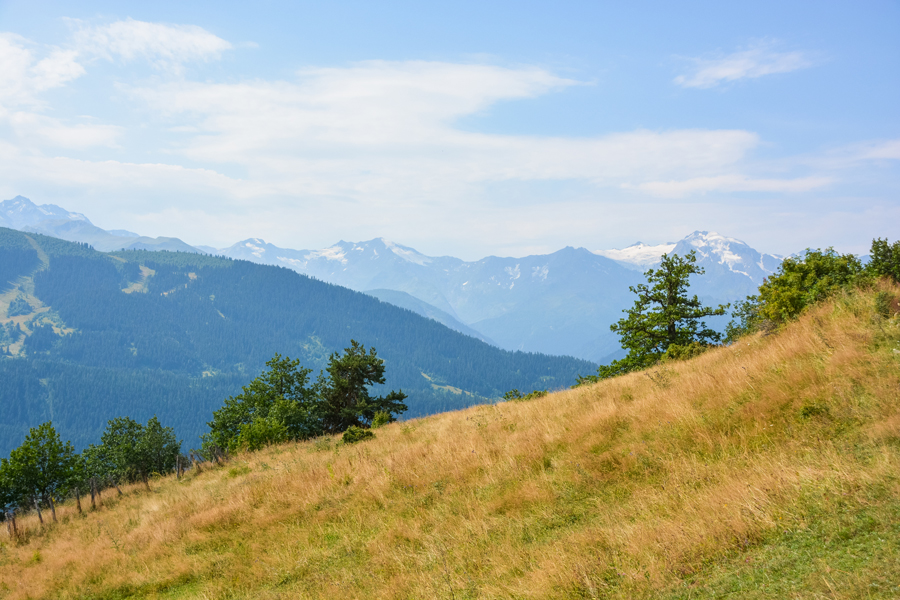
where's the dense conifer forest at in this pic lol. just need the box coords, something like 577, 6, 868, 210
0, 228, 595, 456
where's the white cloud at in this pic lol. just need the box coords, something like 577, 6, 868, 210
675, 43, 813, 89
69, 18, 232, 72
128, 61, 761, 200
0, 34, 85, 106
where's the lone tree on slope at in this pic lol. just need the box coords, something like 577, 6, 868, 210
579, 250, 729, 383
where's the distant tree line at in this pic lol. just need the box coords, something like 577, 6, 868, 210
0, 417, 180, 533
0, 340, 406, 533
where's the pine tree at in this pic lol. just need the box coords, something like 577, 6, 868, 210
316, 340, 408, 433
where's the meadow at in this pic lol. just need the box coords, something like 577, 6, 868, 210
2, 282, 899, 599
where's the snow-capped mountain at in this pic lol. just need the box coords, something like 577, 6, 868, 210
0, 196, 201, 253
597, 231, 783, 302
216, 237, 645, 362
594, 241, 677, 269
2, 196, 790, 364
216, 231, 787, 362
0, 195, 89, 229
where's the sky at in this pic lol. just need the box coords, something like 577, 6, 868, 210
0, 0, 898, 259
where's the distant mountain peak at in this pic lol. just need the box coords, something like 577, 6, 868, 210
1, 195, 92, 227
594, 241, 677, 267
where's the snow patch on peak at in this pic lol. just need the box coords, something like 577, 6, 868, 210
381, 238, 432, 266
243, 240, 266, 258
594, 241, 676, 266
305, 246, 348, 264
684, 231, 752, 269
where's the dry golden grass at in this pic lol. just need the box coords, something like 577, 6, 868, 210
2, 283, 899, 599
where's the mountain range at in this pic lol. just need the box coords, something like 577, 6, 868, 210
2, 196, 785, 363
0, 227, 595, 455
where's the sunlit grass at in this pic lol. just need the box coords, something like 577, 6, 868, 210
2, 282, 899, 599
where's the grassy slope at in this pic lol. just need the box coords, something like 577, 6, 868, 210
2, 284, 899, 599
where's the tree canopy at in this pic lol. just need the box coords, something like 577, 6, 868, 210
205, 354, 316, 452
579, 251, 728, 383
725, 247, 866, 341
317, 340, 408, 434
205, 342, 408, 451
2, 422, 77, 515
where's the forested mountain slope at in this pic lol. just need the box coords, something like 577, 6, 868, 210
0, 228, 594, 455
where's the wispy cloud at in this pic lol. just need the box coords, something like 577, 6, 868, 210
675, 42, 813, 89
128, 61, 759, 196
68, 18, 232, 73
0, 34, 85, 106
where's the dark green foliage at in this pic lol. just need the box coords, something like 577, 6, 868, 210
6, 295, 33, 317
342, 426, 374, 444
0, 322, 23, 348
724, 295, 764, 343
661, 341, 711, 362
868, 238, 900, 283
205, 354, 316, 452
317, 341, 408, 433
23, 323, 60, 354
578, 251, 727, 383
0, 229, 40, 294
98, 416, 180, 485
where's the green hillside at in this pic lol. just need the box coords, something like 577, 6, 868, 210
0, 228, 595, 455
1, 282, 898, 599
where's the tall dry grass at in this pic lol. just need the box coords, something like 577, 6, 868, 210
2, 282, 899, 599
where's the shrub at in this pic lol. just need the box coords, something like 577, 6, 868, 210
661, 341, 711, 362
502, 389, 548, 402
757, 248, 864, 324
726, 247, 865, 341
342, 426, 374, 444
371, 411, 392, 429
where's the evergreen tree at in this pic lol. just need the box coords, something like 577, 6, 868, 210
316, 340, 408, 433
868, 238, 900, 283
579, 251, 728, 383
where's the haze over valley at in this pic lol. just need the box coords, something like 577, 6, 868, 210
2, 195, 785, 364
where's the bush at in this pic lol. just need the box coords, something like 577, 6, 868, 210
237, 416, 288, 451
342, 426, 374, 444
371, 411, 392, 429
756, 248, 864, 324
661, 341, 711, 362
503, 389, 548, 402
726, 247, 865, 341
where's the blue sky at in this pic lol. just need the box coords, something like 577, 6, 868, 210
0, 0, 897, 258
